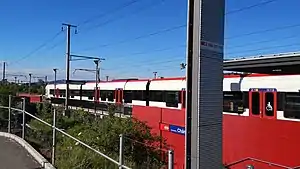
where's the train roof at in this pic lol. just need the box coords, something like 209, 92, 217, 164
46, 74, 300, 86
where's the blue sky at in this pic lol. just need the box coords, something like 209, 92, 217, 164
0, 0, 300, 82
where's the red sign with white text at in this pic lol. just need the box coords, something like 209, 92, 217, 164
160, 123, 170, 131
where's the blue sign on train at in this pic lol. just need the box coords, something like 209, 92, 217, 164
249, 88, 277, 92
169, 125, 185, 135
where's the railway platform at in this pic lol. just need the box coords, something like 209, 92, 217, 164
0, 136, 41, 169
0, 132, 55, 169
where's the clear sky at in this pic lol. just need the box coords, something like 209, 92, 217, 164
0, 0, 300, 82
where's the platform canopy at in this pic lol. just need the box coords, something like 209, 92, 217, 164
224, 52, 300, 74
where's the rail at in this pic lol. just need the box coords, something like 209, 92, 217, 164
225, 157, 300, 169
0, 95, 175, 169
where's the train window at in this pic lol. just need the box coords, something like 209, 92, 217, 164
223, 92, 244, 114
252, 92, 260, 115
265, 92, 274, 116
59, 90, 66, 97
70, 90, 80, 97
73, 90, 80, 95
100, 91, 107, 101
243, 92, 249, 108
284, 93, 300, 119
132, 90, 143, 100
82, 90, 94, 98
124, 91, 133, 103
107, 90, 114, 101
150, 91, 164, 102
165, 91, 179, 108
50, 89, 54, 95
277, 92, 284, 111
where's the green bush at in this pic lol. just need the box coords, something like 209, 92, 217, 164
26, 104, 167, 169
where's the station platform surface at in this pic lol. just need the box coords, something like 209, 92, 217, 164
0, 136, 41, 169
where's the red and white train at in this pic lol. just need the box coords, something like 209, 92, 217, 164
45, 73, 300, 168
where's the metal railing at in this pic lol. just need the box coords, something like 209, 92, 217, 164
0, 95, 174, 169
225, 157, 300, 169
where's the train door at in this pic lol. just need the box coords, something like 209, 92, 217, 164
114, 89, 124, 104
114, 89, 119, 103
94, 87, 99, 103
119, 89, 123, 103
249, 88, 277, 119
55, 88, 60, 98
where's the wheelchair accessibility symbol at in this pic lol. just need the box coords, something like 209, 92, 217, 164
266, 102, 273, 111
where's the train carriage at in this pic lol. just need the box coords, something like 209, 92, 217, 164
45, 74, 300, 168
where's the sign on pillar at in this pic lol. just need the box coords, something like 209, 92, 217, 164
185, 0, 225, 168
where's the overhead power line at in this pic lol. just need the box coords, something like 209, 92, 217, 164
105, 56, 184, 71
105, 50, 223, 73
109, 44, 186, 60
225, 23, 300, 40
80, 0, 276, 34
45, 39, 65, 51
79, 24, 186, 52
79, 0, 165, 34
226, 42, 300, 56
226, 34, 299, 49
76, 0, 282, 52
225, 0, 279, 15
80, 20, 299, 53
11, 30, 63, 65
78, 0, 143, 27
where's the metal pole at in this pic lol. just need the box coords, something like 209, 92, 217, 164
65, 25, 71, 116
22, 98, 26, 139
168, 150, 174, 169
96, 60, 100, 82
119, 134, 124, 169
52, 108, 56, 165
8, 95, 11, 133
29, 73, 32, 94
94, 60, 99, 114
2, 61, 5, 82
62, 23, 77, 116
185, 0, 194, 167
53, 69, 57, 98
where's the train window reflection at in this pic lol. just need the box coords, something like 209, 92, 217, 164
284, 93, 300, 119
223, 92, 244, 114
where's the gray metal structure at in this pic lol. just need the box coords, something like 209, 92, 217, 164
62, 23, 77, 115
52, 108, 56, 165
185, 0, 225, 168
22, 98, 26, 139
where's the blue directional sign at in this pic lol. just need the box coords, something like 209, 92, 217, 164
169, 125, 185, 135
